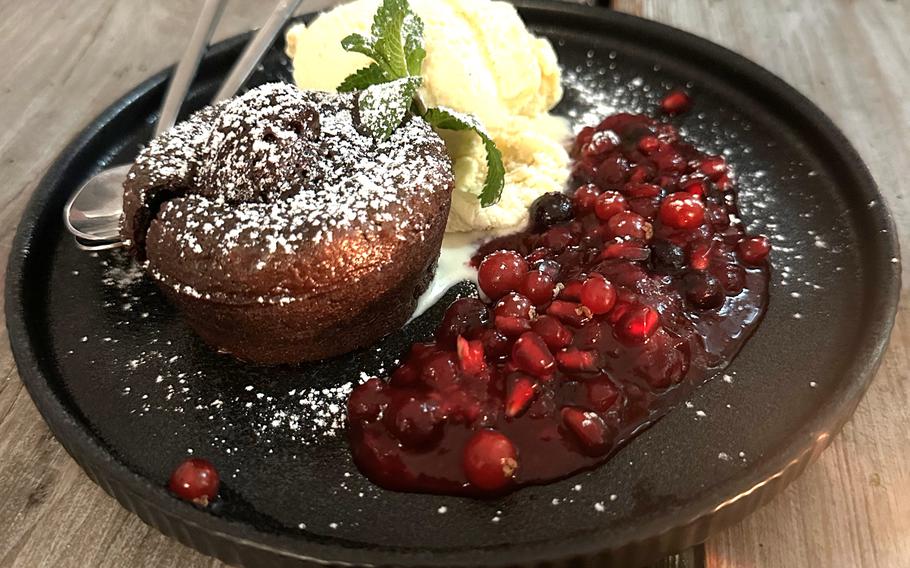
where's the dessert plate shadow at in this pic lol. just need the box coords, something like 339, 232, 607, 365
5, 2, 900, 567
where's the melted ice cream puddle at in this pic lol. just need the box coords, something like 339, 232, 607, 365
410, 232, 480, 320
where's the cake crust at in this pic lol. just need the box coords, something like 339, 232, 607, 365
121, 83, 454, 364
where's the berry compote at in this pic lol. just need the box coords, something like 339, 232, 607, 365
347, 102, 770, 497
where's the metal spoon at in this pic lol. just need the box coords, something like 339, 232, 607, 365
64, 0, 305, 250
64, 0, 227, 249
214, 0, 304, 103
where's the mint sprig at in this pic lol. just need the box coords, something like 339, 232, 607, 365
401, 13, 425, 76
339, 0, 424, 83
338, 0, 504, 208
358, 77, 423, 141
337, 64, 388, 93
423, 108, 504, 207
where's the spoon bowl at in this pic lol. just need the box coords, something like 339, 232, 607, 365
62, 0, 229, 246
63, 163, 130, 243
62, 0, 305, 247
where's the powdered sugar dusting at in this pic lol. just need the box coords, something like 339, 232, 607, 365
90, 248, 373, 445
127, 83, 451, 302
59, 46, 861, 533
358, 78, 421, 138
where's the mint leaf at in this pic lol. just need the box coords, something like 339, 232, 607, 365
406, 45, 426, 77
338, 64, 389, 93
402, 11, 425, 75
480, 136, 506, 207
341, 32, 376, 60
340, 0, 425, 89
424, 107, 505, 207
423, 107, 484, 131
371, 0, 411, 78
337, 0, 504, 207
358, 77, 423, 140
340, 0, 425, 80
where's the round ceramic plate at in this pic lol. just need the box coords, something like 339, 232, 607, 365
5, 2, 900, 567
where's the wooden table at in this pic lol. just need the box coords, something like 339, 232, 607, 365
0, 1, 906, 566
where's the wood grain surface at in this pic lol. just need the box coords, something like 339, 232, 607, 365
0, 1, 906, 567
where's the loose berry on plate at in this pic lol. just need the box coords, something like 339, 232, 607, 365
505, 376, 537, 418
437, 298, 489, 347
169, 458, 219, 506
573, 183, 602, 214
607, 211, 653, 240
659, 192, 705, 229
737, 235, 771, 265
519, 269, 557, 305
478, 251, 528, 299
561, 407, 611, 454
682, 271, 725, 310
463, 430, 519, 491
529, 192, 574, 232
511, 332, 556, 377
580, 275, 616, 315
660, 90, 692, 114
594, 190, 628, 221
615, 304, 660, 343
531, 315, 574, 350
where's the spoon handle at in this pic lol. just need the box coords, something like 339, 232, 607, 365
155, 0, 228, 137
213, 0, 305, 102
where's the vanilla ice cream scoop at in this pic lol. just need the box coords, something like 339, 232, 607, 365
286, 0, 570, 232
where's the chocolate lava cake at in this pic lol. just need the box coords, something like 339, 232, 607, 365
121, 82, 454, 364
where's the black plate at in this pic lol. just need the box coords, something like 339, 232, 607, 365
6, 3, 900, 567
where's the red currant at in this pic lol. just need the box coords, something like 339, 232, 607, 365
169, 458, 219, 506
463, 430, 519, 491
478, 251, 528, 299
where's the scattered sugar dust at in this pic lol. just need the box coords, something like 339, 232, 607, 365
69, 49, 854, 531
559, 53, 839, 324
94, 248, 369, 448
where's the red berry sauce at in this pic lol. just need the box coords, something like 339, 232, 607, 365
347, 107, 771, 496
